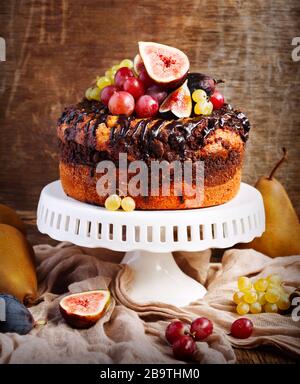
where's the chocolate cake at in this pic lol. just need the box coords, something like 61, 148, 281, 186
57, 42, 250, 210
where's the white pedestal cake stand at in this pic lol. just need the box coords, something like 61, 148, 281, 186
37, 181, 265, 307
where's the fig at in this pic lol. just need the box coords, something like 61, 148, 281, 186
159, 80, 192, 118
59, 290, 110, 329
146, 85, 168, 104
133, 53, 144, 75
0, 203, 26, 235
138, 42, 189, 86
0, 294, 34, 335
187, 73, 219, 97
0, 224, 37, 306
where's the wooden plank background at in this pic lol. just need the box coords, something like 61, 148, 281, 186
0, 0, 299, 364
0, 0, 299, 213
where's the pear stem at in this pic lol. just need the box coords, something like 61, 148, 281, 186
268, 148, 287, 180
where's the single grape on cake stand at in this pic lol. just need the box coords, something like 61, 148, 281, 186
37, 181, 265, 307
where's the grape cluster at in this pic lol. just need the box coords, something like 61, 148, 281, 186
105, 194, 135, 212
233, 274, 291, 315
85, 59, 134, 102
192, 88, 224, 116
84, 58, 169, 118
165, 317, 213, 361
165, 315, 254, 361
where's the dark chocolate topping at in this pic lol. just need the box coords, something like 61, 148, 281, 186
57, 99, 250, 162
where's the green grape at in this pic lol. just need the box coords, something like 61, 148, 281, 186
105, 194, 121, 211
244, 291, 258, 304
277, 295, 291, 310
89, 87, 101, 101
233, 291, 244, 304
257, 292, 267, 305
264, 303, 278, 313
121, 196, 136, 212
96, 76, 111, 90
85, 87, 94, 100
112, 64, 121, 72
237, 276, 252, 292
119, 59, 133, 68
254, 278, 268, 292
250, 302, 262, 314
105, 69, 116, 84
194, 100, 213, 116
236, 302, 250, 315
192, 89, 208, 103
267, 274, 282, 286
265, 288, 281, 304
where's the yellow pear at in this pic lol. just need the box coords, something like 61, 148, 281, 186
0, 203, 26, 235
0, 223, 37, 305
243, 148, 300, 257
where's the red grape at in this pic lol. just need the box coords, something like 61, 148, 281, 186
165, 321, 188, 345
210, 90, 224, 110
123, 77, 145, 99
114, 67, 134, 89
146, 85, 168, 104
172, 335, 196, 361
135, 95, 158, 118
230, 318, 253, 339
108, 91, 135, 116
138, 68, 154, 88
190, 317, 213, 341
100, 85, 118, 105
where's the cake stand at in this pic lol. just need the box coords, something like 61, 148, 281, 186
37, 181, 265, 307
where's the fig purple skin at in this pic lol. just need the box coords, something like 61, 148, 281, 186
187, 73, 217, 96
146, 85, 168, 104
0, 294, 34, 335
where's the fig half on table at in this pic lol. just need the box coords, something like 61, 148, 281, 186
59, 290, 111, 329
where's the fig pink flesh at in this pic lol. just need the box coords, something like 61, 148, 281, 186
159, 80, 192, 118
139, 42, 189, 84
61, 291, 110, 316
133, 54, 144, 74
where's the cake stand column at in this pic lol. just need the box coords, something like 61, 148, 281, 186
121, 250, 207, 307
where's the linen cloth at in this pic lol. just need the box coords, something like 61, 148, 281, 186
0, 242, 299, 364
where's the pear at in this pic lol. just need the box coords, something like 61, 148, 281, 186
242, 148, 300, 257
0, 224, 37, 305
0, 203, 26, 235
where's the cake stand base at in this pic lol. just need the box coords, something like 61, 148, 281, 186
37, 181, 265, 307
121, 250, 206, 306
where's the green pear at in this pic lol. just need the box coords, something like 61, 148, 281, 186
243, 148, 300, 257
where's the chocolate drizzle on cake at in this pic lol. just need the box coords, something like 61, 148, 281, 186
57, 99, 250, 164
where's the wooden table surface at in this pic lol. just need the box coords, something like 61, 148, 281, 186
19, 210, 297, 364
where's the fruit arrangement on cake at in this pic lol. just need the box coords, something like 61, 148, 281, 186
57, 42, 250, 210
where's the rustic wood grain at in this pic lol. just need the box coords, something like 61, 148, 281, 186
0, 0, 299, 214
0, 0, 299, 363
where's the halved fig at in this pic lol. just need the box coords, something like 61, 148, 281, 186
59, 290, 110, 329
138, 42, 189, 86
159, 80, 192, 118
133, 53, 144, 75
